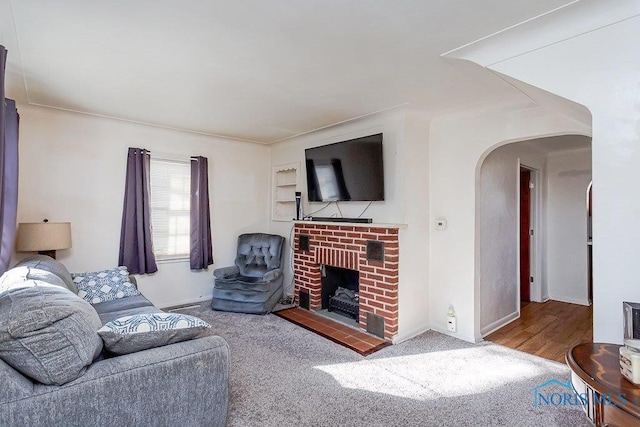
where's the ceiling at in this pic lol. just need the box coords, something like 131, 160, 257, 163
1, 0, 577, 143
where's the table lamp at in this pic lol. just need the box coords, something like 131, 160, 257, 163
15, 220, 72, 259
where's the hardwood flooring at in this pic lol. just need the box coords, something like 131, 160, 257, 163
484, 300, 593, 363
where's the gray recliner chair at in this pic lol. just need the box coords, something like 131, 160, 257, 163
211, 233, 285, 314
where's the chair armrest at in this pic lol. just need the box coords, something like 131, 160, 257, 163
263, 268, 282, 282
213, 265, 240, 279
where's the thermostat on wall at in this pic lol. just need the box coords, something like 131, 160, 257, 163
435, 219, 447, 230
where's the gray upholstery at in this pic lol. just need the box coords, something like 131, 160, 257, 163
13, 255, 78, 293
0, 335, 229, 427
0, 260, 230, 426
212, 233, 285, 314
0, 281, 103, 385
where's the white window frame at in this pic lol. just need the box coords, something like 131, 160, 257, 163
150, 156, 191, 262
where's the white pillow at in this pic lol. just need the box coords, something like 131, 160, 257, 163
71, 266, 140, 304
98, 312, 211, 355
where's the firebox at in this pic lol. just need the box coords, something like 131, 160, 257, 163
321, 265, 359, 322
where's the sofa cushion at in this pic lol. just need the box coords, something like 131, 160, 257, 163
98, 312, 210, 355
71, 266, 140, 304
92, 293, 155, 317
0, 281, 103, 385
97, 305, 161, 326
0, 266, 68, 291
13, 254, 77, 293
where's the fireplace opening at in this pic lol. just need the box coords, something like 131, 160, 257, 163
321, 265, 359, 322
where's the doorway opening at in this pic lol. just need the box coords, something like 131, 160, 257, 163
519, 167, 533, 304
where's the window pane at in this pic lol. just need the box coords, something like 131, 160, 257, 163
150, 158, 191, 258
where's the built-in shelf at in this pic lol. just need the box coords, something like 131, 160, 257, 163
272, 162, 300, 222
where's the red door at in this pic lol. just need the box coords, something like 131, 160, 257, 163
520, 169, 531, 302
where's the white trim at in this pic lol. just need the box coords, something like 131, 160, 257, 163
155, 256, 189, 264
481, 311, 520, 337
391, 325, 431, 344
548, 296, 591, 307
430, 326, 476, 344
159, 294, 212, 310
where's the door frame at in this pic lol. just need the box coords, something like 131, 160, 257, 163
518, 163, 543, 305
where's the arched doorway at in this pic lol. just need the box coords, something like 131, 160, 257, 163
478, 135, 592, 361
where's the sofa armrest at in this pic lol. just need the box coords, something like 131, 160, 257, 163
263, 268, 282, 282
213, 265, 240, 279
1, 335, 229, 427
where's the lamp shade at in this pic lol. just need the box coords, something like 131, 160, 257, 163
15, 222, 72, 252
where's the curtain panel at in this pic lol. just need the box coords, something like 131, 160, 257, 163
190, 156, 213, 270
0, 44, 20, 274
119, 147, 158, 274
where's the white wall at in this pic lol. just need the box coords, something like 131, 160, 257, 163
269, 108, 431, 342
15, 104, 270, 308
269, 108, 407, 298
456, 5, 640, 343
546, 148, 591, 305
478, 142, 546, 336
429, 100, 590, 342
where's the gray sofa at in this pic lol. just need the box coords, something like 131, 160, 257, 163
0, 256, 229, 427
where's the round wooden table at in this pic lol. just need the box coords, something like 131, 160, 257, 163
566, 343, 640, 426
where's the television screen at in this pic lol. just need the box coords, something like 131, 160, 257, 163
305, 133, 384, 202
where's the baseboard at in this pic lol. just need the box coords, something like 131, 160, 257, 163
547, 296, 591, 306
430, 326, 476, 344
160, 294, 212, 311
392, 325, 431, 344
480, 311, 520, 338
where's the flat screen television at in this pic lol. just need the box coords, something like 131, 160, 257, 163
305, 133, 384, 202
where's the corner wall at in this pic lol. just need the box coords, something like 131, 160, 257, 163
546, 148, 591, 305
478, 142, 546, 336
429, 101, 590, 342
15, 104, 270, 308
464, 7, 640, 343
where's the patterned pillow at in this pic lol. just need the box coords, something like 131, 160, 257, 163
98, 312, 211, 355
71, 267, 140, 304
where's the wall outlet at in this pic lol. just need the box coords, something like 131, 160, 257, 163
447, 316, 457, 332
447, 306, 457, 332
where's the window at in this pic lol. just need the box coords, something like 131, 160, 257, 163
150, 158, 191, 260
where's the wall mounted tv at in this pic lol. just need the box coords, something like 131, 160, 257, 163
305, 133, 384, 202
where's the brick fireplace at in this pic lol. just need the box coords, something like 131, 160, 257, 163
293, 222, 399, 341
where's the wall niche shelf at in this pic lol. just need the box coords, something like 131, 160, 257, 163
272, 162, 300, 222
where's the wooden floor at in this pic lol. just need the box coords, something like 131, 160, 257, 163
484, 300, 593, 363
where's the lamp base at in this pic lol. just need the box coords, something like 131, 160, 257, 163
37, 250, 57, 260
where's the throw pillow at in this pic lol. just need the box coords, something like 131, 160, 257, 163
71, 266, 140, 304
0, 282, 103, 385
98, 312, 211, 355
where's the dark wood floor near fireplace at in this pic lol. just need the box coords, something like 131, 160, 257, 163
274, 307, 390, 356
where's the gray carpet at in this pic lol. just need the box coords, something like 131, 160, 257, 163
176, 303, 591, 427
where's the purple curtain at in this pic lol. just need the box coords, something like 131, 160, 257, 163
119, 148, 158, 274
190, 156, 213, 270
0, 45, 20, 274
